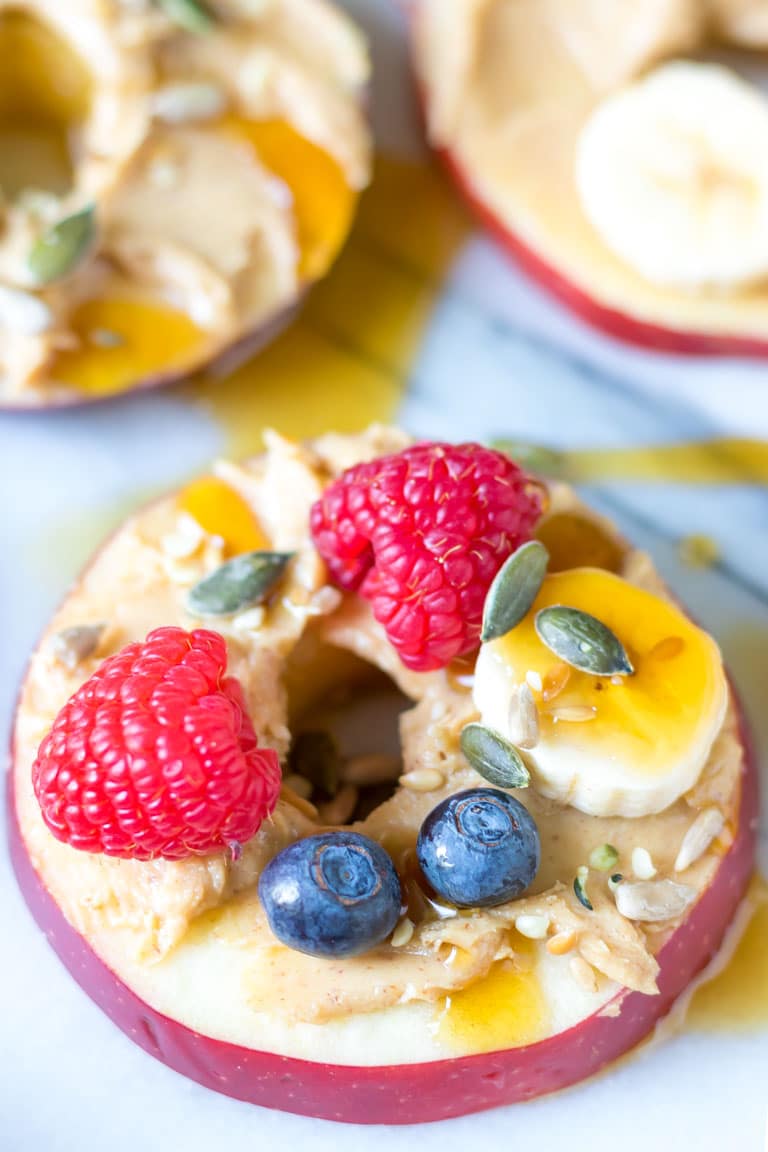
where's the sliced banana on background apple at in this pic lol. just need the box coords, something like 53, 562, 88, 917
576, 60, 768, 290
474, 567, 728, 818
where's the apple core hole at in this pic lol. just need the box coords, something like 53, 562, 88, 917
0, 10, 92, 200
283, 636, 410, 824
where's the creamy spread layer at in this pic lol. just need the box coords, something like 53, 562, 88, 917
13, 427, 744, 1041
0, 0, 370, 404
413, 0, 768, 337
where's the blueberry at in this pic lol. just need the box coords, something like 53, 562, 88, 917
259, 831, 402, 958
417, 788, 540, 908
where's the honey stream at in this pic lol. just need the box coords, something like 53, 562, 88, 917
687, 623, 768, 1032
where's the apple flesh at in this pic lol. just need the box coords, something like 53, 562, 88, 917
440, 148, 768, 358
7, 708, 758, 1124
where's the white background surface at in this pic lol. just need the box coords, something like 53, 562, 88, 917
2, 3, 767, 1149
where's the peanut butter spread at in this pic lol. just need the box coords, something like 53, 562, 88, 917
13, 427, 744, 1040
412, 0, 768, 337
0, 0, 370, 404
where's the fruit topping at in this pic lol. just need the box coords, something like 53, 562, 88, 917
32, 626, 281, 860
176, 476, 268, 556
475, 568, 728, 817
259, 831, 402, 958
310, 442, 543, 671
186, 550, 293, 617
417, 788, 540, 909
577, 61, 768, 291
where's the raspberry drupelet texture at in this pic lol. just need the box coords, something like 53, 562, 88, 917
310, 442, 544, 671
32, 627, 281, 860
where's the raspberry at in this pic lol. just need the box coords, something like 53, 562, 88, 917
32, 627, 281, 861
310, 442, 543, 671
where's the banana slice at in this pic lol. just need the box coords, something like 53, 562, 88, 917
473, 568, 728, 818
576, 61, 768, 289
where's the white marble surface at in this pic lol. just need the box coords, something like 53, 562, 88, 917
1, 3, 767, 1149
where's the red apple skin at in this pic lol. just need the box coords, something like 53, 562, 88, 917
6, 705, 758, 1125
439, 148, 768, 359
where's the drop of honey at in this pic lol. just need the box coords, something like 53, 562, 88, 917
687, 875, 768, 1031
439, 947, 550, 1054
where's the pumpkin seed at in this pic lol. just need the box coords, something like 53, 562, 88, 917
535, 605, 634, 677
459, 723, 530, 789
491, 439, 568, 479
481, 540, 549, 641
589, 843, 619, 872
574, 865, 593, 911
153, 0, 215, 32
27, 205, 96, 285
186, 550, 292, 616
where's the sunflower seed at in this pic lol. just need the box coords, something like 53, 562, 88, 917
631, 847, 656, 880
0, 284, 53, 333
507, 683, 540, 750
674, 808, 725, 872
152, 82, 227, 124
648, 635, 685, 662
391, 917, 415, 948
542, 662, 571, 701
232, 606, 266, 632
27, 205, 96, 285
615, 879, 696, 922
547, 704, 597, 722
481, 540, 549, 641
153, 0, 215, 32
589, 843, 619, 872
88, 327, 125, 348
51, 622, 106, 669
459, 723, 530, 789
535, 605, 634, 677
186, 550, 292, 616
546, 929, 579, 955
608, 873, 624, 893
400, 768, 445, 792
514, 913, 550, 940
